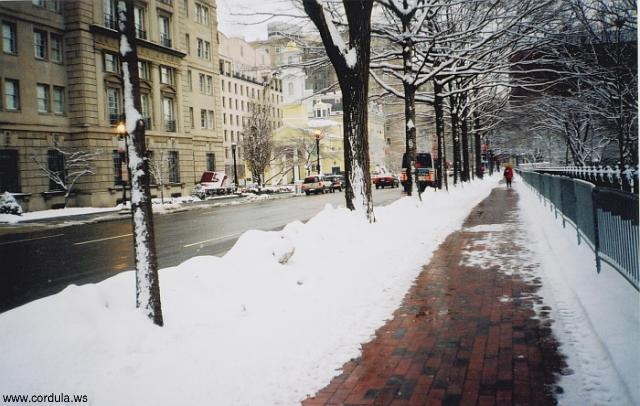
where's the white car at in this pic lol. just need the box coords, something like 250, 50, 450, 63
301, 175, 331, 195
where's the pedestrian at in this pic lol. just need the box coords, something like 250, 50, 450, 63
503, 165, 514, 188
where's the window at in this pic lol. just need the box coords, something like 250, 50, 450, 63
221, 79, 225, 92
0, 149, 20, 192
236, 115, 239, 126
184, 33, 190, 54
53, 86, 64, 114
158, 15, 171, 47
187, 70, 192, 91
47, 149, 65, 190
199, 73, 205, 94
195, 3, 209, 25
2, 22, 17, 54
4, 79, 19, 110
138, 60, 150, 80
140, 93, 151, 122
207, 110, 214, 129
241, 100, 244, 111
204, 41, 210, 60
223, 113, 226, 124
224, 130, 227, 142
234, 83, 237, 94
112, 150, 125, 186
183, 0, 188, 17
188, 106, 194, 128
200, 109, 206, 129
206, 75, 213, 95
134, 6, 147, 39
206, 153, 215, 171
224, 147, 228, 159
104, 0, 117, 29
34, 29, 47, 59
168, 151, 179, 182
230, 130, 234, 142
159, 65, 174, 85
235, 99, 238, 110
106, 87, 121, 123
222, 97, 225, 108
200, 109, 214, 129
50, 34, 62, 62
162, 97, 175, 131
104, 52, 119, 73
36, 84, 49, 113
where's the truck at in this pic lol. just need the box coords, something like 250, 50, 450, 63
400, 152, 435, 193
191, 171, 236, 199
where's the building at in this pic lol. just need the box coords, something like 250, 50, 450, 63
218, 31, 283, 184
0, 0, 224, 211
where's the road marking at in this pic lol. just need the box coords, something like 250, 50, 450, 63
0, 233, 65, 246
73, 233, 133, 246
183, 232, 241, 248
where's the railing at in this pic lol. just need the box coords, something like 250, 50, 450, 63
104, 15, 118, 30
532, 165, 638, 194
160, 35, 172, 48
164, 120, 176, 132
518, 170, 639, 291
135, 26, 147, 40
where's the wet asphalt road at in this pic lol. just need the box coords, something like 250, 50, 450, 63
0, 188, 402, 313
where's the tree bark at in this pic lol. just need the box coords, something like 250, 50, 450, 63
118, 0, 163, 326
473, 112, 483, 179
449, 98, 460, 186
434, 79, 445, 189
303, 0, 374, 222
461, 110, 470, 182
404, 83, 417, 197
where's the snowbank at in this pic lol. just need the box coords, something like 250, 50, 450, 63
0, 177, 498, 405
517, 181, 639, 405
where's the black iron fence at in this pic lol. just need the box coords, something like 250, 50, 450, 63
530, 165, 638, 194
518, 170, 639, 291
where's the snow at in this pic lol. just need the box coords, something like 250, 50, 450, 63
0, 207, 119, 224
2, 175, 636, 405
322, 5, 357, 68
516, 181, 639, 405
406, 119, 414, 130
0, 176, 499, 406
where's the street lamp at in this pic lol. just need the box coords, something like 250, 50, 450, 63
116, 122, 129, 209
314, 130, 322, 175
231, 142, 238, 191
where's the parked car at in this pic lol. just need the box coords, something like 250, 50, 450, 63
301, 175, 332, 195
324, 174, 345, 192
372, 173, 399, 189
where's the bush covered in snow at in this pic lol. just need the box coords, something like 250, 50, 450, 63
0, 192, 23, 215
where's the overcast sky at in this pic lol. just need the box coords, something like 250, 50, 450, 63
217, 0, 308, 42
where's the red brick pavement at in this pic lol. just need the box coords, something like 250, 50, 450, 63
302, 187, 566, 406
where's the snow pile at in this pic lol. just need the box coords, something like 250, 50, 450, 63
517, 182, 640, 405
0, 192, 23, 216
0, 177, 498, 406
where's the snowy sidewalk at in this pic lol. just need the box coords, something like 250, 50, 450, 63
303, 187, 567, 405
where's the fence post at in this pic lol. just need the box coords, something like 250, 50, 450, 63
592, 189, 602, 274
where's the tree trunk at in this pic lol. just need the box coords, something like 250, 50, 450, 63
473, 112, 483, 179
303, 0, 374, 222
403, 83, 417, 197
461, 115, 470, 182
449, 99, 460, 186
434, 80, 445, 189
118, 0, 163, 326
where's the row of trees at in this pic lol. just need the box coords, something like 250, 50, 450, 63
297, 0, 636, 219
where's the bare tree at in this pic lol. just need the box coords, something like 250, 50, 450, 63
118, 0, 163, 326
242, 93, 274, 187
31, 146, 101, 208
302, 0, 375, 222
147, 151, 177, 204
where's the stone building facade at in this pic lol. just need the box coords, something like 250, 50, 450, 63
0, 0, 224, 211
218, 31, 282, 184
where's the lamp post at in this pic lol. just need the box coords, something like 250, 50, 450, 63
231, 142, 238, 191
116, 122, 128, 209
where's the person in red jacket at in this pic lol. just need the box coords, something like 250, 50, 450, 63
503, 165, 514, 188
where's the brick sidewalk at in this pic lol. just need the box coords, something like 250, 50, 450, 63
303, 187, 566, 406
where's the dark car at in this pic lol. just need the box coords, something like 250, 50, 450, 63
324, 175, 345, 192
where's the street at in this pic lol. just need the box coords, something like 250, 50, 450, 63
0, 188, 402, 313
